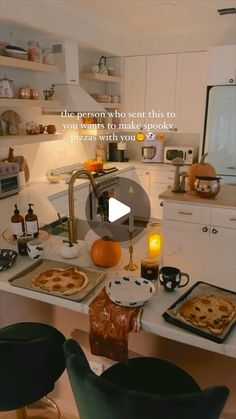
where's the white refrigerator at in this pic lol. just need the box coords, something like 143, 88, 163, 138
202, 85, 236, 185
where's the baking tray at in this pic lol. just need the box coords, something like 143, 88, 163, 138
9, 258, 106, 302
162, 281, 236, 343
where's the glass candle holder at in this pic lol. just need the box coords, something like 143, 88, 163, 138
140, 257, 160, 281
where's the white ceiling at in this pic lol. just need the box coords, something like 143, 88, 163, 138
55, 0, 236, 36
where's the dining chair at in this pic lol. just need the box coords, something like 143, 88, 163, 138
0, 322, 66, 419
64, 338, 229, 419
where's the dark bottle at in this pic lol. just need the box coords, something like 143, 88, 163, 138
25, 203, 39, 238
11, 204, 25, 239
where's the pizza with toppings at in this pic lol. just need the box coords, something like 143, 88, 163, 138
32, 267, 89, 295
177, 294, 236, 335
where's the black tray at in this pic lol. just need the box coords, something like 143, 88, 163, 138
162, 281, 236, 343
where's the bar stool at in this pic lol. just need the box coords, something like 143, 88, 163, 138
64, 339, 229, 419
0, 322, 66, 419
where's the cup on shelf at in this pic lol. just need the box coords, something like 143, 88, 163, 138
44, 124, 56, 134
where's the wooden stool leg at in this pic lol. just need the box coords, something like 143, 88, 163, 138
16, 407, 27, 419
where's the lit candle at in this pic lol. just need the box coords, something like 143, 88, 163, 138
147, 231, 162, 259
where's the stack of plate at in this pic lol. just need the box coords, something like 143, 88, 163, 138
5, 45, 27, 60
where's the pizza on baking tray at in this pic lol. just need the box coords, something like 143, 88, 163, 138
32, 267, 89, 295
177, 294, 236, 335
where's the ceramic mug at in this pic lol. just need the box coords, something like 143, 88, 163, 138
27, 239, 45, 260
159, 266, 189, 292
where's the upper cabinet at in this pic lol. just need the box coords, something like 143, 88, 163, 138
123, 51, 207, 134
175, 52, 207, 133
207, 45, 236, 85
123, 56, 146, 125
145, 54, 177, 128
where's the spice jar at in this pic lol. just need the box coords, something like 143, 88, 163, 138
42, 48, 54, 65
27, 41, 41, 62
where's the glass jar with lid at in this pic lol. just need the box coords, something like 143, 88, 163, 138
42, 48, 54, 65
27, 41, 41, 62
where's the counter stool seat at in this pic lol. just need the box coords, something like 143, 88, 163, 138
0, 322, 65, 418
64, 339, 229, 419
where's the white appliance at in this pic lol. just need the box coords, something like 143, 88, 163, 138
164, 146, 198, 165
50, 41, 105, 112
202, 85, 236, 185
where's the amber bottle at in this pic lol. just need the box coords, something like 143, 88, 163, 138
25, 203, 39, 238
11, 204, 25, 239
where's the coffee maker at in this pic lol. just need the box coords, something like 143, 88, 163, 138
108, 142, 127, 162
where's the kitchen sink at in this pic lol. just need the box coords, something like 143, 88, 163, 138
41, 218, 149, 246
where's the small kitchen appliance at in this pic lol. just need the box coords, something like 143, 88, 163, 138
108, 142, 127, 162
164, 146, 198, 165
142, 136, 164, 163
0, 162, 20, 199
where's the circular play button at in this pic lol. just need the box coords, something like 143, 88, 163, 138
85, 175, 151, 243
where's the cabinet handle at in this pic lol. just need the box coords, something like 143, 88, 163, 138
227, 166, 236, 170
178, 211, 192, 216
202, 226, 208, 232
212, 228, 218, 234
229, 78, 234, 83
160, 201, 164, 207
145, 172, 149, 175
71, 79, 76, 83
229, 218, 236, 222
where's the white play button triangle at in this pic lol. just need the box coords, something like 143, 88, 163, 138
108, 197, 131, 222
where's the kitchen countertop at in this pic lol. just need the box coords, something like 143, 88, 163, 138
159, 184, 236, 208
0, 233, 236, 359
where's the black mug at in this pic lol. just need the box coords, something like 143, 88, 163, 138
159, 266, 189, 292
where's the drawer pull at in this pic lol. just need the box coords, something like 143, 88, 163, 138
202, 226, 208, 232
160, 201, 164, 207
227, 166, 236, 170
229, 218, 236, 221
212, 228, 218, 234
178, 211, 192, 216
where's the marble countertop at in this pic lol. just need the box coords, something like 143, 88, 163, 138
0, 233, 236, 359
160, 184, 236, 208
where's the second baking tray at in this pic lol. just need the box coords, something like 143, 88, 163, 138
8, 258, 106, 302
162, 281, 236, 343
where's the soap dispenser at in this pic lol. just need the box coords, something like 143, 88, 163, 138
11, 204, 25, 239
25, 203, 39, 238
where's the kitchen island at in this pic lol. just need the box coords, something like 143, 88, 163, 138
0, 170, 236, 417
160, 184, 236, 286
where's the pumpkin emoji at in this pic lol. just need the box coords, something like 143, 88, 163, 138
91, 236, 121, 267
188, 153, 216, 190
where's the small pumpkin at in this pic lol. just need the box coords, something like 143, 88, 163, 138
91, 236, 121, 267
188, 153, 216, 190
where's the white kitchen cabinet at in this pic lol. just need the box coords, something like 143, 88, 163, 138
145, 54, 177, 129
132, 166, 174, 221
123, 56, 146, 127
207, 45, 236, 85
123, 51, 207, 134
175, 52, 207, 133
163, 202, 236, 288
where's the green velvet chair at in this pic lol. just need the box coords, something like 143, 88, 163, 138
0, 322, 66, 419
64, 339, 229, 419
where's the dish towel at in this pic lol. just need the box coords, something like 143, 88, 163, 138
89, 287, 143, 361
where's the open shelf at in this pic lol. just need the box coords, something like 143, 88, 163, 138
80, 72, 121, 83
0, 55, 60, 73
0, 133, 63, 147
0, 98, 61, 108
98, 102, 121, 109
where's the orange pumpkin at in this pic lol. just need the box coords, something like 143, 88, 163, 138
91, 236, 121, 267
188, 153, 216, 190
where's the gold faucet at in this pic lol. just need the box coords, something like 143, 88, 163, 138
68, 170, 99, 243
